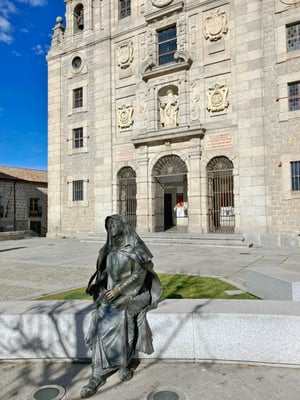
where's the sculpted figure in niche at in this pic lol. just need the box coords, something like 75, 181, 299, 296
81, 215, 162, 399
159, 88, 179, 128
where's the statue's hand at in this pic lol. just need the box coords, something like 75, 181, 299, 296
105, 287, 121, 302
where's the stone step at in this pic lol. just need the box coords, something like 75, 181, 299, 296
82, 232, 248, 248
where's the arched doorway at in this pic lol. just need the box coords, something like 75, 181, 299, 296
153, 155, 188, 232
117, 167, 137, 228
207, 156, 234, 233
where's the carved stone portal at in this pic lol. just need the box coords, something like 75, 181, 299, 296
204, 8, 228, 42
206, 84, 229, 113
117, 105, 133, 128
117, 41, 134, 69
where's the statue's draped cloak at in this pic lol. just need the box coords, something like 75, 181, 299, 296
86, 217, 162, 370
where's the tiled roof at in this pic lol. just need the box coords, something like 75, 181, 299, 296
0, 166, 48, 183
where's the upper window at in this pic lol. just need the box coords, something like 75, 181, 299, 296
291, 161, 300, 191
119, 0, 131, 19
73, 88, 83, 108
158, 26, 177, 65
74, 4, 84, 32
288, 81, 300, 111
29, 198, 42, 217
73, 180, 84, 201
286, 22, 300, 52
73, 127, 84, 149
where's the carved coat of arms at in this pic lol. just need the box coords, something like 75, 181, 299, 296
204, 8, 228, 42
117, 41, 134, 69
206, 84, 229, 112
117, 105, 133, 128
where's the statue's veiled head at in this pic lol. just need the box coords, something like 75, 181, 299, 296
105, 214, 135, 243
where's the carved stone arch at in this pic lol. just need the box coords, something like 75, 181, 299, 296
117, 167, 137, 228
153, 154, 187, 176
207, 156, 233, 173
207, 156, 235, 233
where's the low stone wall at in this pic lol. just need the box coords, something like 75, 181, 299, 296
1, 299, 300, 365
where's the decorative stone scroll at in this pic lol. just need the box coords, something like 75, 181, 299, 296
279, 0, 298, 4
206, 84, 229, 113
117, 41, 134, 69
152, 0, 174, 7
204, 8, 228, 42
117, 105, 133, 128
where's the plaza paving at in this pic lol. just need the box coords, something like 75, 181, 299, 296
1, 236, 300, 400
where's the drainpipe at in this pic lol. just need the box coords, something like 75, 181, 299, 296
13, 181, 16, 231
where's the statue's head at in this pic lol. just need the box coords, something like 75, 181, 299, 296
105, 214, 135, 242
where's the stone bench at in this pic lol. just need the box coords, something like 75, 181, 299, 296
1, 299, 300, 365
246, 267, 300, 301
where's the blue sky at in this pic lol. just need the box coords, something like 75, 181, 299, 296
0, 0, 65, 171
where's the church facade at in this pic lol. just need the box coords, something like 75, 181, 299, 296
47, 0, 300, 246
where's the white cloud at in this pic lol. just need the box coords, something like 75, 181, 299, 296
12, 50, 21, 56
32, 43, 49, 55
0, 0, 47, 44
0, 1, 16, 44
17, 0, 48, 6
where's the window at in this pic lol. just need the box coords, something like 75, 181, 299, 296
158, 26, 177, 65
288, 82, 300, 111
73, 87, 83, 108
286, 22, 300, 52
291, 161, 300, 191
119, 0, 131, 19
73, 180, 84, 201
73, 127, 83, 149
29, 198, 41, 217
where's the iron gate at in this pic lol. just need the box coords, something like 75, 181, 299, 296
118, 167, 137, 228
207, 157, 235, 233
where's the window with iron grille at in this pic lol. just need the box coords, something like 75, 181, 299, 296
158, 26, 177, 65
73, 87, 83, 108
73, 127, 83, 148
288, 82, 300, 111
73, 180, 84, 201
286, 22, 300, 52
291, 161, 300, 191
119, 0, 131, 19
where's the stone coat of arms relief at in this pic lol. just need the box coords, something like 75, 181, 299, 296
206, 84, 229, 113
117, 105, 134, 128
204, 8, 228, 42
116, 41, 134, 69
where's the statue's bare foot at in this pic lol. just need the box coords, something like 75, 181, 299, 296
81, 376, 106, 398
119, 367, 134, 381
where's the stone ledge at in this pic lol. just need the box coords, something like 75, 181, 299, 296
1, 299, 300, 365
246, 267, 300, 301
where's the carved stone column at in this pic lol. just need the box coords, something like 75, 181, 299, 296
136, 146, 150, 232
187, 137, 203, 232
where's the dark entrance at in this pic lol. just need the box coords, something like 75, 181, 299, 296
164, 193, 173, 230
153, 155, 188, 232
30, 220, 41, 235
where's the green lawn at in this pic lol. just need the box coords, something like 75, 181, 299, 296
37, 273, 257, 301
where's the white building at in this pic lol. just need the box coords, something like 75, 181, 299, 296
47, 0, 300, 246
